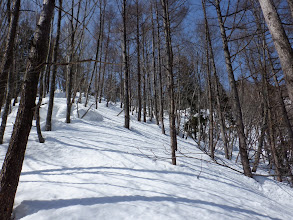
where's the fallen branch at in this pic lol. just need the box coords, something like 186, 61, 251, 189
117, 109, 124, 116
81, 103, 94, 119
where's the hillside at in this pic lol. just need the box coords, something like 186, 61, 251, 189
1, 94, 293, 220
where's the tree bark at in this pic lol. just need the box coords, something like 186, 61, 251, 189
252, 105, 267, 172
136, 0, 142, 122
66, 0, 81, 123
197, 56, 202, 143
36, 72, 45, 143
146, 45, 153, 122
99, 23, 110, 103
142, 33, 147, 123
161, 0, 177, 165
155, 0, 165, 134
286, 0, 293, 19
0, 1, 55, 218
151, 3, 159, 125
0, 0, 20, 109
85, 0, 104, 107
258, 0, 293, 103
96, 43, 104, 108
215, 0, 252, 177
203, 0, 229, 159
42, 21, 53, 98
0, 64, 14, 144
45, 0, 62, 131
202, 0, 214, 159
122, 0, 130, 129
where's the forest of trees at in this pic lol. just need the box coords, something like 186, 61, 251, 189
0, 0, 293, 218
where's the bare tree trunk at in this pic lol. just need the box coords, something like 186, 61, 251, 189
36, 72, 45, 143
120, 65, 123, 108
106, 67, 113, 106
66, 0, 81, 123
202, 0, 214, 159
151, 3, 159, 125
197, 57, 202, 143
286, 0, 293, 19
202, 0, 228, 159
146, 45, 153, 122
45, 0, 62, 131
252, 105, 267, 172
0, 1, 55, 218
0, 64, 14, 144
215, 0, 252, 177
122, 0, 130, 129
0, 0, 20, 109
161, 0, 177, 165
266, 46, 293, 157
85, 1, 104, 107
99, 24, 110, 103
155, 1, 165, 134
260, 47, 283, 181
42, 20, 53, 98
266, 94, 282, 182
12, 61, 20, 106
12, 43, 21, 107
136, 0, 142, 122
142, 27, 147, 123
258, 0, 293, 103
96, 44, 103, 108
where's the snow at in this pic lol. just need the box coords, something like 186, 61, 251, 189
1, 94, 293, 219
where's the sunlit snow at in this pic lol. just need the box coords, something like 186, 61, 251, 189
1, 93, 293, 219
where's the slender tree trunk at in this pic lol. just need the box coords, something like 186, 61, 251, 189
252, 105, 267, 172
0, 65, 14, 144
120, 65, 123, 109
96, 5, 106, 108
202, 0, 214, 159
197, 57, 202, 143
287, 0, 293, 21
266, 46, 293, 157
261, 48, 283, 181
12, 43, 21, 107
66, 0, 81, 123
99, 24, 110, 103
202, 0, 228, 159
85, 1, 104, 107
0, 1, 55, 218
0, 0, 20, 109
36, 72, 45, 143
143, 66, 147, 122
266, 93, 282, 181
142, 27, 147, 123
96, 44, 103, 108
146, 45, 153, 122
151, 4, 159, 126
45, 0, 62, 131
12, 61, 20, 106
136, 0, 142, 122
122, 0, 130, 129
106, 68, 113, 106
43, 20, 53, 98
215, 0, 252, 177
258, 0, 293, 103
161, 0, 177, 165
66, 1, 75, 123
155, 1, 165, 134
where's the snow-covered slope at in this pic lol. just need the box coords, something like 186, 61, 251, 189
1, 94, 293, 220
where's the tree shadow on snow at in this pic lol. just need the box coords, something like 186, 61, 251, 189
14, 195, 281, 220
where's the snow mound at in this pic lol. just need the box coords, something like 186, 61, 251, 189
75, 108, 103, 122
